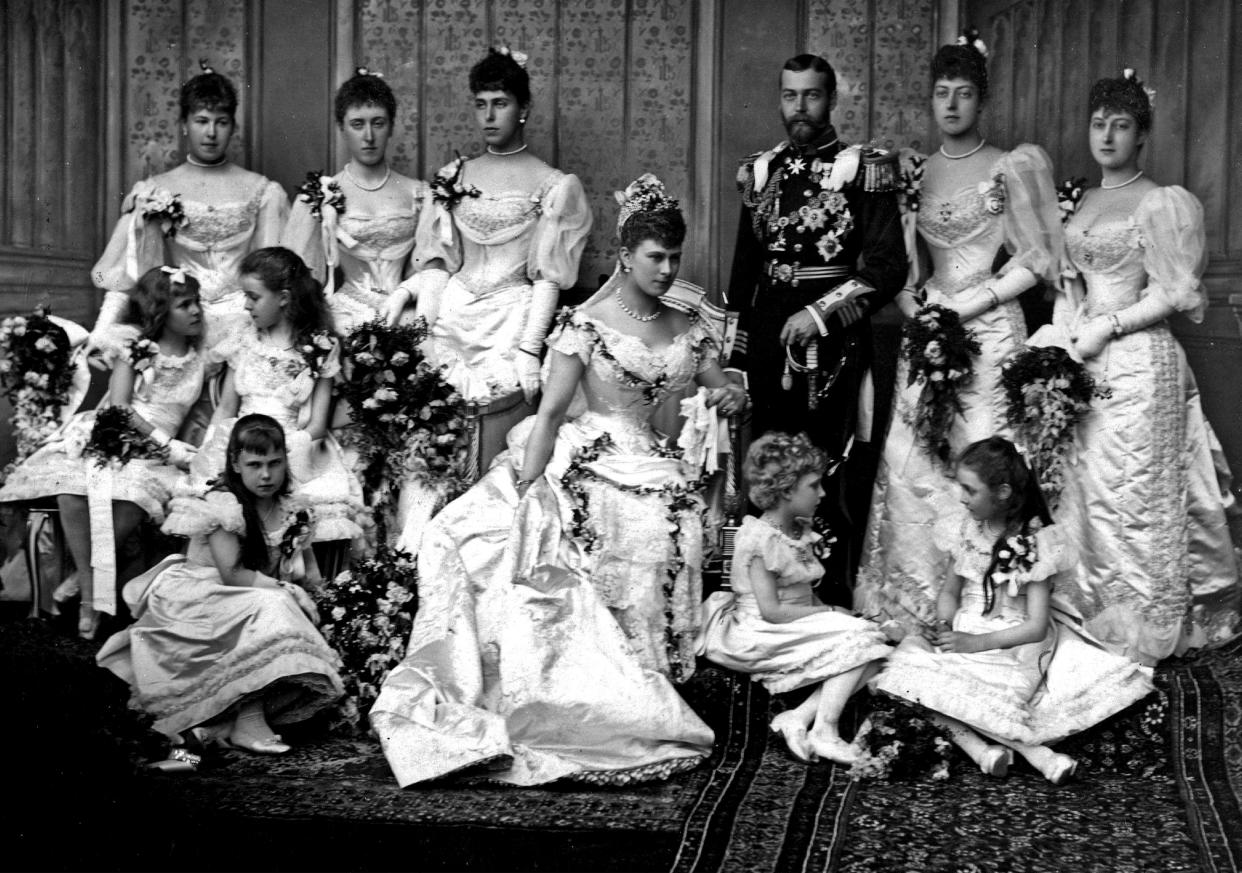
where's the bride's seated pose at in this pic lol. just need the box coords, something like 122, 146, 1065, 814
369, 175, 748, 788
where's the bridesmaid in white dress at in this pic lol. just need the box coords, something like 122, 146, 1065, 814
370, 176, 747, 788
89, 62, 287, 361
854, 37, 1062, 633
281, 68, 434, 336
1053, 70, 1240, 664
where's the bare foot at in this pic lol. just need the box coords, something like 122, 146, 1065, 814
770, 711, 813, 763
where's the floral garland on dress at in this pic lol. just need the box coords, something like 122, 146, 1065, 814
339, 318, 469, 541
899, 303, 981, 465
82, 405, 170, 470
561, 433, 711, 684
429, 154, 481, 210
296, 172, 346, 221
312, 545, 418, 732
0, 304, 76, 480
1001, 345, 1109, 506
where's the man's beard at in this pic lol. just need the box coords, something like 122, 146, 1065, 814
784, 115, 829, 145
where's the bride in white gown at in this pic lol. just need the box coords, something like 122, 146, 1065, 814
369, 175, 748, 787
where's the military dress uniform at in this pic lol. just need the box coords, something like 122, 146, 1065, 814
728, 129, 905, 591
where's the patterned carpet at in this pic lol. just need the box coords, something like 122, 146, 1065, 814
2, 617, 1239, 872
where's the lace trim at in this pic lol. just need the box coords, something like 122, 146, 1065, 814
758, 633, 892, 694
874, 657, 1034, 742
567, 753, 705, 786
918, 187, 994, 244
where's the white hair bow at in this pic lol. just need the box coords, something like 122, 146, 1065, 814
160, 266, 188, 286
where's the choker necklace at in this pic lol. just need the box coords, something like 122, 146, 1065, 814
344, 163, 390, 191
487, 143, 529, 156
614, 288, 661, 322
939, 138, 987, 160
1101, 169, 1144, 190
186, 153, 228, 168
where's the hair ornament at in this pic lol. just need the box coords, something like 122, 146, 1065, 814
1122, 67, 1157, 106
956, 26, 988, 60
355, 66, 384, 78
198, 57, 214, 75
613, 173, 680, 234
160, 265, 189, 286
492, 45, 529, 69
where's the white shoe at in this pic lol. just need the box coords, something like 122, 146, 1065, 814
1041, 753, 1077, 785
807, 733, 862, 766
770, 712, 813, 763
977, 746, 1013, 777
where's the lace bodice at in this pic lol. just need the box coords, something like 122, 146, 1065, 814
128, 348, 207, 436
547, 308, 719, 446
916, 144, 1061, 295
216, 324, 340, 431
340, 213, 419, 251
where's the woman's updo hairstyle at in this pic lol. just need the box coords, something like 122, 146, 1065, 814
334, 67, 397, 124
128, 266, 202, 346
744, 431, 827, 511
239, 246, 333, 340
931, 27, 989, 101
621, 208, 686, 251
180, 58, 238, 121
1089, 69, 1153, 133
469, 47, 531, 106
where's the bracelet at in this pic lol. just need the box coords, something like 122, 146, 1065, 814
985, 286, 1000, 309
1108, 314, 1124, 338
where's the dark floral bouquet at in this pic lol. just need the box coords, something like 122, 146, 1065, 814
82, 405, 170, 470
429, 154, 480, 210
340, 318, 470, 540
1057, 176, 1088, 224
137, 186, 187, 237
0, 303, 77, 472
1001, 345, 1109, 505
298, 329, 336, 378
312, 546, 418, 731
900, 303, 980, 465
297, 171, 346, 221
848, 695, 956, 781
125, 337, 160, 374
278, 507, 315, 562
979, 172, 1007, 215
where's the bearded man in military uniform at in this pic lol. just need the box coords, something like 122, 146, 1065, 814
726, 53, 906, 594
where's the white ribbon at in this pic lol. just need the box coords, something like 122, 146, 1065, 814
160, 265, 188, 285
85, 464, 118, 616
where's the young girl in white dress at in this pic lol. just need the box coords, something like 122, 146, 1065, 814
0, 267, 208, 638
97, 414, 343, 755
189, 247, 365, 545
871, 437, 1154, 783
699, 432, 892, 764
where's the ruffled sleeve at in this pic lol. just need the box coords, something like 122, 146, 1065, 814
1136, 186, 1208, 322
688, 315, 722, 375
162, 489, 247, 539
527, 172, 593, 288
994, 523, 1077, 597
545, 308, 593, 364
413, 160, 465, 273
90, 180, 166, 293
252, 178, 290, 250
401, 180, 433, 281
996, 144, 1063, 282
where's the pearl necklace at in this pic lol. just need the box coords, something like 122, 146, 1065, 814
614, 288, 661, 322
487, 143, 529, 156
186, 153, 228, 168
344, 163, 390, 191
939, 138, 987, 160
1101, 169, 1144, 190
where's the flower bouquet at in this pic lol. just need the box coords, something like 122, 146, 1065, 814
899, 303, 980, 465
430, 154, 481, 210
138, 187, 187, 238
0, 303, 77, 476
277, 506, 316, 582
340, 318, 470, 541
298, 329, 336, 378
81, 405, 170, 470
848, 695, 956, 781
312, 546, 418, 732
1001, 345, 1109, 506
296, 171, 346, 221
1057, 176, 1088, 225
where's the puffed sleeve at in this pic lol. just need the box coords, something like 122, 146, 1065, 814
932, 515, 967, 570
413, 161, 465, 273
1135, 186, 1208, 323
400, 180, 433, 281
528, 173, 593, 288
545, 308, 592, 364
252, 178, 290, 250
90, 180, 166, 293
206, 318, 254, 368
996, 144, 1062, 282
280, 195, 328, 281
162, 489, 247, 538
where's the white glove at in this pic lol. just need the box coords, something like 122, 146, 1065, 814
1070, 317, 1111, 359
412, 268, 451, 327
166, 439, 198, 470
990, 264, 1038, 305
85, 291, 132, 366
519, 279, 559, 358
1114, 292, 1175, 334
515, 351, 542, 403
382, 288, 410, 327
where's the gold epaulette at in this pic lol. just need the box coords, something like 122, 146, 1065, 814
857, 148, 900, 192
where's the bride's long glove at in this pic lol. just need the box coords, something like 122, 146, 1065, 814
950, 265, 1036, 322
84, 291, 132, 368
1071, 293, 1174, 359
385, 268, 450, 328
515, 280, 558, 403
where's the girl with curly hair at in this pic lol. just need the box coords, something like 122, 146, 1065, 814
699, 432, 891, 764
